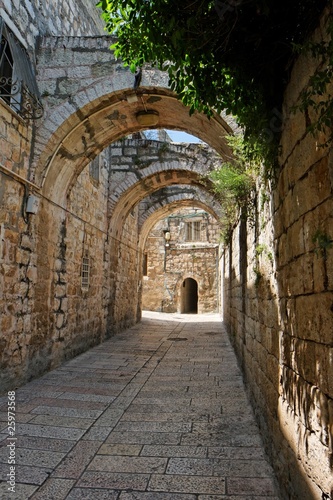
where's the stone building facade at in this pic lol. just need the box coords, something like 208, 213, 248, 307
0, 0, 332, 498
142, 209, 220, 314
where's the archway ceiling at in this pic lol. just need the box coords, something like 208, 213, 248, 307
40, 87, 234, 201
108, 167, 217, 237
138, 185, 223, 228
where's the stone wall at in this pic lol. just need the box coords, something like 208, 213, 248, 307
222, 13, 333, 499
0, 140, 146, 390
111, 204, 141, 331
0, 0, 104, 49
143, 209, 219, 314
0, 0, 107, 389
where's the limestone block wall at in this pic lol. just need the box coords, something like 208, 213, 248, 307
143, 211, 219, 314
111, 205, 141, 330
0, 0, 106, 390
0, 140, 142, 390
0, 101, 39, 387
222, 16, 333, 499
0, 0, 104, 49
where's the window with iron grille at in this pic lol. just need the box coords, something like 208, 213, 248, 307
81, 253, 90, 290
185, 221, 201, 241
0, 18, 43, 119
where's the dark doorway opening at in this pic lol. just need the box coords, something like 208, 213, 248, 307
181, 278, 198, 313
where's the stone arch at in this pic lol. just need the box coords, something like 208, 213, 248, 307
138, 191, 222, 252
108, 169, 214, 239
138, 186, 222, 223
33, 35, 233, 201
106, 168, 216, 321
28, 36, 230, 389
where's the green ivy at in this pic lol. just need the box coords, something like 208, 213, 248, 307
97, 0, 326, 170
293, 19, 333, 145
312, 229, 333, 257
207, 135, 258, 244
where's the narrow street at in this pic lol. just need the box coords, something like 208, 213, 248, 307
0, 312, 280, 499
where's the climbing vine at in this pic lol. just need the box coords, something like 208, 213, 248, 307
312, 229, 333, 258
207, 135, 258, 244
293, 17, 333, 145
97, 0, 327, 168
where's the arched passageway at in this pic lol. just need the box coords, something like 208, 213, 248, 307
141, 206, 219, 314
1, 4, 332, 498
181, 277, 198, 314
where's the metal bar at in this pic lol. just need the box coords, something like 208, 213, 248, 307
0, 163, 40, 191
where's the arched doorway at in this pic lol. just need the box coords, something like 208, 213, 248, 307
181, 278, 198, 314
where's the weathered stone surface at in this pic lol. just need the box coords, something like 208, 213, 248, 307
222, 14, 333, 499
0, 2, 332, 499
142, 208, 219, 314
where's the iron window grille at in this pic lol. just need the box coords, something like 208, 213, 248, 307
0, 18, 43, 119
185, 221, 201, 241
81, 253, 90, 290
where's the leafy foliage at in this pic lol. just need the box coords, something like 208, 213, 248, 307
98, 0, 326, 167
312, 229, 333, 257
293, 19, 333, 144
207, 135, 257, 244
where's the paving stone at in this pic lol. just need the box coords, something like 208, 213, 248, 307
166, 457, 217, 476
59, 392, 116, 403
0, 481, 38, 500
119, 493, 197, 499
77, 471, 149, 490
181, 432, 263, 447
88, 455, 168, 473
207, 446, 266, 460
94, 408, 124, 426
16, 423, 86, 440
198, 496, 280, 500
124, 404, 190, 414
28, 414, 95, 429
12, 435, 75, 453
141, 444, 207, 458
114, 421, 191, 433
0, 412, 35, 423
16, 397, 107, 413
226, 477, 278, 496
106, 431, 182, 445
148, 473, 226, 495
15, 390, 64, 400
66, 488, 119, 499
98, 443, 142, 456
82, 426, 113, 441
0, 462, 52, 485
29, 478, 75, 499
0, 446, 65, 468
30, 405, 103, 419
6, 313, 280, 498
52, 440, 102, 479
226, 459, 274, 477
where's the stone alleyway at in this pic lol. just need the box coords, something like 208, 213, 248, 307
0, 312, 280, 499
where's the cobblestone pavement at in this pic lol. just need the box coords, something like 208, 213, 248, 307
0, 312, 281, 499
